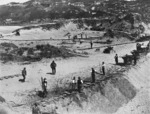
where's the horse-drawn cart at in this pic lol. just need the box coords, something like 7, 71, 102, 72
122, 54, 134, 65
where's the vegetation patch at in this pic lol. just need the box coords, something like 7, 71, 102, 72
0, 43, 75, 62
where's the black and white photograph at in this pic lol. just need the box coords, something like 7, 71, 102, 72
0, 0, 150, 114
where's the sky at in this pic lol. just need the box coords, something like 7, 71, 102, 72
0, 0, 29, 5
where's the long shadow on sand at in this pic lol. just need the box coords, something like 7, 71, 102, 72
111, 63, 126, 66
46, 72, 55, 75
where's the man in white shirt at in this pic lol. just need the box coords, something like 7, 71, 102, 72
72, 77, 76, 91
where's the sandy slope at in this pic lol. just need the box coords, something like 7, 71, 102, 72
115, 55, 150, 114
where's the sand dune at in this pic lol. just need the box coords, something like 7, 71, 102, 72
0, 25, 150, 114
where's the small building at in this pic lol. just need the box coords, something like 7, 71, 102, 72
5, 19, 13, 24
71, 2, 85, 7
7, 2, 20, 6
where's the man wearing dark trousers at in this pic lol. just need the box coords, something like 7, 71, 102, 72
50, 60, 57, 74
77, 77, 83, 93
43, 78, 47, 97
90, 41, 93, 49
102, 62, 105, 75
114, 54, 118, 65
91, 68, 96, 83
22, 67, 27, 82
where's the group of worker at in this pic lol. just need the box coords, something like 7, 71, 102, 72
71, 61, 106, 92
21, 60, 57, 97
90, 52, 138, 84
30, 52, 137, 114
115, 53, 137, 65
71, 77, 83, 93
21, 50, 138, 96
29, 41, 150, 114
90, 62, 106, 83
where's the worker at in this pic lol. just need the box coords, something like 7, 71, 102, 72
0, 34, 3, 38
90, 41, 93, 49
114, 54, 118, 64
32, 103, 41, 114
22, 67, 27, 82
77, 77, 83, 93
50, 60, 57, 74
43, 78, 48, 97
124, 54, 128, 65
71, 77, 76, 91
136, 43, 139, 50
102, 62, 105, 75
133, 54, 137, 65
147, 41, 150, 51
91, 68, 96, 83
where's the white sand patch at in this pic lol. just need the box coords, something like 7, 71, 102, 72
0, 26, 22, 34
0, 23, 104, 40
141, 23, 150, 35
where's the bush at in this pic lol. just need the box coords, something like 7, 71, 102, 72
0, 43, 18, 49
17, 49, 24, 56
36, 45, 44, 50
28, 48, 34, 55
0, 53, 14, 61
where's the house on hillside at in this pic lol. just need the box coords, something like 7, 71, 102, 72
5, 19, 21, 25
62, 0, 67, 4
5, 19, 12, 24
64, 32, 88, 39
71, 2, 85, 7
30, 19, 41, 24
32, 1, 41, 6
55, 2, 63, 6
94, 1, 101, 5
7, 2, 20, 6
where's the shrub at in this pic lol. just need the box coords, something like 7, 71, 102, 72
28, 48, 34, 55
17, 49, 24, 56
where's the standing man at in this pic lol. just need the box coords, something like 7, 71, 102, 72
77, 77, 83, 93
124, 54, 128, 65
91, 68, 96, 83
102, 62, 105, 75
22, 67, 27, 82
90, 41, 93, 49
147, 40, 150, 51
32, 103, 41, 114
114, 54, 118, 65
50, 60, 57, 74
136, 43, 139, 50
43, 78, 48, 97
133, 54, 137, 65
71, 77, 76, 91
